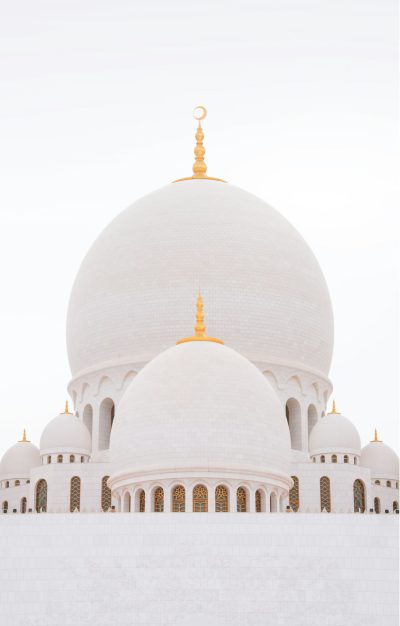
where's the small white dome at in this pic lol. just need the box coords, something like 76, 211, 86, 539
309, 411, 361, 455
110, 340, 291, 484
40, 410, 91, 454
361, 439, 399, 480
0, 438, 40, 478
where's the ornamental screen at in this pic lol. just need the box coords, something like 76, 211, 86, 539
289, 476, 300, 511
101, 476, 111, 512
236, 487, 247, 512
154, 487, 164, 512
35, 479, 47, 513
215, 485, 228, 512
320, 476, 331, 512
193, 485, 208, 512
172, 485, 185, 512
353, 479, 366, 513
255, 489, 262, 512
70, 476, 81, 512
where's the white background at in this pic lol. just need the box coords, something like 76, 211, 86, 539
0, 0, 398, 455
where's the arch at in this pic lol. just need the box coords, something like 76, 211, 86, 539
386, 480, 391, 488
99, 398, 115, 450
285, 398, 302, 451
57, 454, 63, 464
354, 457, 358, 465
70, 454, 75, 463
307, 404, 318, 437
263, 370, 279, 389
82, 404, 93, 437
122, 370, 137, 389
374, 480, 380, 485
374, 497, 381, 514
122, 491, 131, 513
289, 476, 300, 511
393, 501, 398, 512
270, 492, 278, 512
255, 489, 262, 512
35, 479, 47, 513
47, 456, 51, 464
15, 480, 20, 486
96, 375, 114, 396
153, 487, 164, 512
2, 501, 8, 513
311, 382, 320, 401
344, 455, 349, 464
215, 485, 229, 512
320, 455, 325, 463
331, 454, 337, 463
20, 497, 27, 514
172, 485, 185, 512
193, 484, 208, 512
320, 476, 331, 512
70, 476, 81, 512
5, 481, 9, 488
286, 375, 303, 393
236, 487, 247, 512
353, 479, 365, 513
101, 476, 111, 512
139, 489, 145, 512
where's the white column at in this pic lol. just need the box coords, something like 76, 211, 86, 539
164, 486, 171, 513
91, 399, 100, 453
145, 488, 152, 513
208, 484, 215, 513
249, 487, 256, 513
229, 485, 236, 513
265, 490, 271, 512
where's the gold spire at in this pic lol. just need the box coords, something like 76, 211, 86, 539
173, 106, 226, 183
19, 429, 29, 443
64, 400, 70, 414
177, 294, 224, 345
329, 400, 340, 414
371, 428, 381, 443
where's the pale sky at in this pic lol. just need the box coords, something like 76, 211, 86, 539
0, 0, 398, 456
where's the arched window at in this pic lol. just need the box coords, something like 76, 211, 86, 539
354, 457, 358, 465
172, 485, 185, 512
101, 476, 111, 512
320, 455, 325, 463
353, 479, 365, 513
139, 490, 145, 513
386, 481, 391, 488
70, 455, 75, 463
57, 454, 63, 464
331, 454, 337, 463
82, 404, 93, 437
193, 484, 208, 512
320, 476, 331, 512
5, 481, 9, 488
47, 456, 51, 464
255, 489, 262, 512
99, 398, 114, 451
344, 455, 349, 463
285, 398, 302, 451
215, 485, 228, 512
307, 404, 318, 436
236, 487, 247, 512
20, 497, 27, 513
289, 476, 300, 512
80, 456, 84, 463
35, 479, 47, 513
70, 476, 81, 512
374, 497, 380, 514
312, 457, 316, 463
15, 480, 20, 486
375, 480, 380, 485
122, 491, 131, 513
270, 492, 278, 512
154, 487, 164, 512
2, 501, 8, 513
393, 501, 398, 512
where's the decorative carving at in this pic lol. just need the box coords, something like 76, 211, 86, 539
320, 476, 331, 512
154, 487, 164, 512
172, 485, 185, 512
70, 476, 81, 512
353, 479, 365, 513
101, 476, 111, 512
236, 487, 247, 512
215, 485, 228, 512
193, 484, 208, 512
35, 479, 47, 513
289, 476, 300, 512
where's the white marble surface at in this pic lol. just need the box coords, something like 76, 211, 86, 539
0, 513, 397, 626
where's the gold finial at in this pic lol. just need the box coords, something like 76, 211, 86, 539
371, 428, 381, 443
19, 429, 29, 443
64, 400, 69, 414
173, 106, 226, 183
329, 400, 340, 414
177, 293, 224, 345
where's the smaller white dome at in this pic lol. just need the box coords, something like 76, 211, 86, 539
361, 439, 399, 480
309, 411, 361, 455
0, 438, 40, 478
40, 410, 91, 454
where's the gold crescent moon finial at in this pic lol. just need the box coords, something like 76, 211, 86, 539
193, 105, 207, 121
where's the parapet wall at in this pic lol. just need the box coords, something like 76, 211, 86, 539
0, 513, 398, 626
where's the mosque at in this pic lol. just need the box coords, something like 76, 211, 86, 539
0, 107, 398, 626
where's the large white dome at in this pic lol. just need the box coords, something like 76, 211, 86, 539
0, 439, 40, 478
109, 341, 291, 483
309, 412, 361, 455
40, 410, 92, 454
67, 180, 333, 380
361, 440, 399, 480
